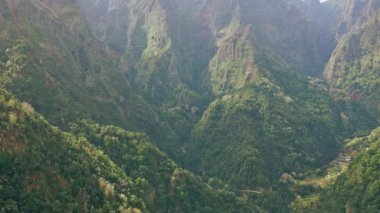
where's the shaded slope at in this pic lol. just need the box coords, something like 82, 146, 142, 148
79, 0, 338, 98
78, 0, 211, 107
0, 0, 181, 157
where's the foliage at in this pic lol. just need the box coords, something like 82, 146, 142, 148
0, 89, 261, 212
0, 0, 379, 212
291, 127, 380, 212
186, 54, 348, 188
0, 89, 145, 212
69, 120, 260, 212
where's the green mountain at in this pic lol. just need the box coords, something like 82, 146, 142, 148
0, 0, 379, 212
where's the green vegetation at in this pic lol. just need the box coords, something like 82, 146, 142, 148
186, 69, 343, 188
0, 89, 260, 212
0, 89, 145, 212
291, 127, 380, 213
69, 120, 260, 212
0, 0, 379, 212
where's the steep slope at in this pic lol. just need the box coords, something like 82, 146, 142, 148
0, 89, 145, 212
324, 9, 380, 118
203, 0, 334, 79
0, 0, 181, 157
69, 120, 260, 212
332, 0, 380, 38
185, 48, 377, 212
186, 55, 347, 189
78, 0, 211, 107
77, 0, 215, 146
291, 127, 380, 213
77, 0, 346, 159
79, 0, 337, 98
78, 0, 377, 205
0, 89, 260, 212
1, 0, 379, 212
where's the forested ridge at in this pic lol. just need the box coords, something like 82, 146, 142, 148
0, 0, 379, 212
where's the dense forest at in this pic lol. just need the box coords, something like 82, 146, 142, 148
0, 0, 379, 212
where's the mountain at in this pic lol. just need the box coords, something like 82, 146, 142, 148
0, 0, 379, 212
79, 0, 336, 90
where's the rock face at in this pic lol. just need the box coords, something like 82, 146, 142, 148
78, 0, 337, 98
334, 0, 380, 38
324, 0, 380, 118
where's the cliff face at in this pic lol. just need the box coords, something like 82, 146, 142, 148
334, 0, 380, 38
324, 1, 380, 118
78, 0, 337, 99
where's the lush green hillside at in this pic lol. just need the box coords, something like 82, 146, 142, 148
0, 89, 145, 212
291, 127, 380, 213
186, 54, 345, 187
185, 49, 376, 211
0, 89, 261, 212
70, 121, 261, 212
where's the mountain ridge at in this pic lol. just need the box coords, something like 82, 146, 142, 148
0, 0, 379, 212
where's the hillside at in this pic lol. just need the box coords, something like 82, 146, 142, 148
291, 127, 380, 212
186, 71, 344, 189
0, 89, 260, 212
0, 89, 145, 212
